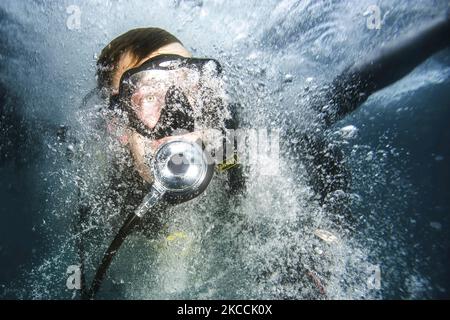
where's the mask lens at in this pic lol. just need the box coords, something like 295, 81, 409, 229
117, 58, 229, 139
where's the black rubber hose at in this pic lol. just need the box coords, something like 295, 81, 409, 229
88, 212, 141, 299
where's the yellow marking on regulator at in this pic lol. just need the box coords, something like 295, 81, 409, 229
216, 153, 239, 173
164, 231, 194, 258
166, 231, 188, 242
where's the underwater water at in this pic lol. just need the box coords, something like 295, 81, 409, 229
0, 0, 449, 299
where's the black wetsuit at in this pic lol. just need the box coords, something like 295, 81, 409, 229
288, 15, 450, 227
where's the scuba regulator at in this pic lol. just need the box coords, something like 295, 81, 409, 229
88, 139, 214, 299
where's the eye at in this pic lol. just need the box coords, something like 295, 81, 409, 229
144, 95, 156, 103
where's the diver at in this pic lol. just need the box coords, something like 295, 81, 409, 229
78, 14, 450, 299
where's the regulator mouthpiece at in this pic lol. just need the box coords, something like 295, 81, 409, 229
135, 139, 214, 217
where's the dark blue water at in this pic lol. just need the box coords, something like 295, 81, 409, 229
339, 55, 450, 298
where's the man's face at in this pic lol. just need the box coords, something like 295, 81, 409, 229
129, 67, 199, 134
111, 55, 228, 183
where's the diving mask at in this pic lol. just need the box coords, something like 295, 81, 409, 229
110, 54, 229, 140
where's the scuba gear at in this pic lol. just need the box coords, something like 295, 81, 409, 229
109, 54, 228, 141
140, 138, 215, 206
84, 54, 238, 298
88, 139, 215, 299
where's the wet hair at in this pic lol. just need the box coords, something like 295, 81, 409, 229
96, 27, 182, 90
